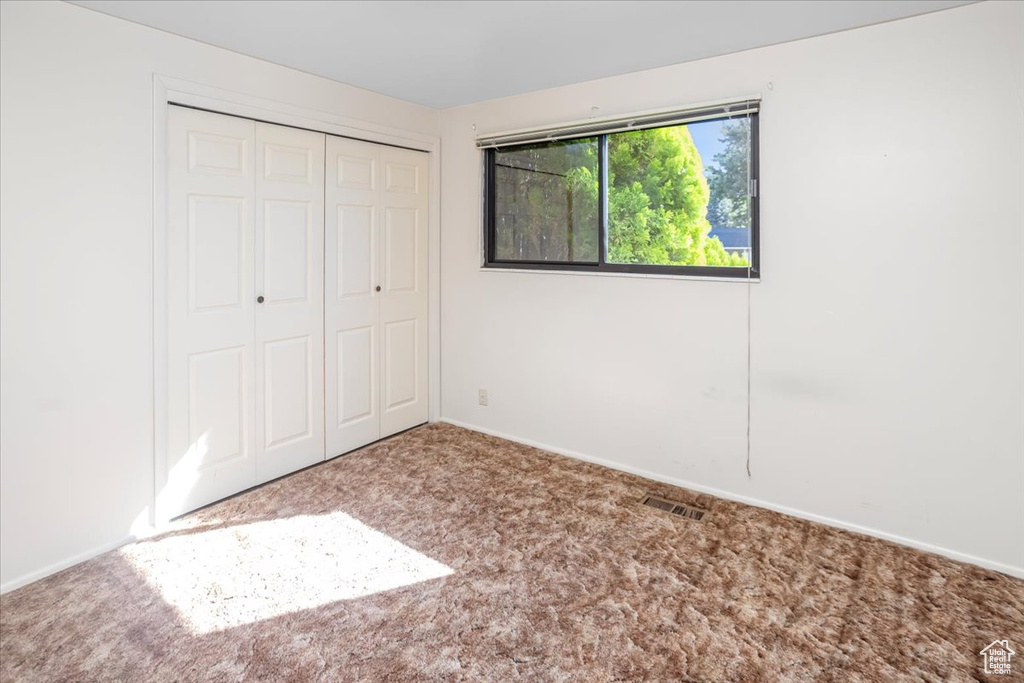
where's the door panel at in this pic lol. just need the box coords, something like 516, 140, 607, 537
325, 137, 380, 457
189, 346, 247, 468
188, 131, 246, 176
263, 200, 311, 303
254, 122, 326, 483
384, 161, 419, 194
337, 205, 375, 298
188, 196, 245, 311
384, 207, 417, 293
337, 326, 375, 425
379, 146, 429, 438
383, 319, 417, 410
263, 143, 313, 183
337, 152, 376, 189
264, 335, 312, 448
166, 107, 257, 520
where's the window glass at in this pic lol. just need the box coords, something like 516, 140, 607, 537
492, 138, 599, 263
606, 119, 751, 268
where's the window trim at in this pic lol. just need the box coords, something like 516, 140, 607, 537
483, 111, 760, 279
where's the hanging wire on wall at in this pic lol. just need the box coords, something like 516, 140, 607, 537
745, 103, 755, 479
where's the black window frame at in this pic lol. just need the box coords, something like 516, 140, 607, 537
483, 111, 759, 279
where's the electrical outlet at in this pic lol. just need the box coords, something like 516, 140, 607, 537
478, 389, 488, 407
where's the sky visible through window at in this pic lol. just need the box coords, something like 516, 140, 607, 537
689, 119, 727, 174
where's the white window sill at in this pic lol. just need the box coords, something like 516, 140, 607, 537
478, 266, 760, 284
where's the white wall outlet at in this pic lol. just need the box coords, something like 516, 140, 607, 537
478, 389, 488, 406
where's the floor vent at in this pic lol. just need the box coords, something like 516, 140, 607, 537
641, 494, 708, 521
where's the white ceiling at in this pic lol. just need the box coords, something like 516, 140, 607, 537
70, 0, 974, 109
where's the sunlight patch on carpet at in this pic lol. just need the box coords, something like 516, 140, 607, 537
119, 511, 453, 634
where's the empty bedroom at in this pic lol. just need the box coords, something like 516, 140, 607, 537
1, 1, 1022, 680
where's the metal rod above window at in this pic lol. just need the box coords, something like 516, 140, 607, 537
476, 99, 760, 149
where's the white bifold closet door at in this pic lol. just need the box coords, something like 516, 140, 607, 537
253, 120, 326, 483
325, 137, 429, 457
165, 106, 325, 518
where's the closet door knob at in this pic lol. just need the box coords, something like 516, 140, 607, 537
256, 295, 265, 304
375, 286, 381, 292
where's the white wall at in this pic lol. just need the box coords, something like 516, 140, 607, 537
3, 0, 1021, 592
440, 1, 1024, 575
0, 1, 439, 590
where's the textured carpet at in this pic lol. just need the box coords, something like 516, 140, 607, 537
1, 423, 1022, 682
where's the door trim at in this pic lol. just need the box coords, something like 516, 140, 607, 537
152, 74, 441, 527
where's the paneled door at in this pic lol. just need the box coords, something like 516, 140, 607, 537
325, 137, 428, 458
165, 107, 327, 518
325, 137, 381, 456
166, 106, 258, 518
167, 106, 426, 517
377, 145, 429, 438
254, 122, 326, 483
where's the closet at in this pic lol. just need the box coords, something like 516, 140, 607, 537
165, 106, 428, 518
325, 137, 429, 457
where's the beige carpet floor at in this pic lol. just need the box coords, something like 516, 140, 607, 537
1, 423, 1022, 682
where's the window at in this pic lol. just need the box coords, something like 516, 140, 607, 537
482, 102, 759, 278
492, 137, 600, 264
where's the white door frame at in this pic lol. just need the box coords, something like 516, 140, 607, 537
152, 74, 441, 526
